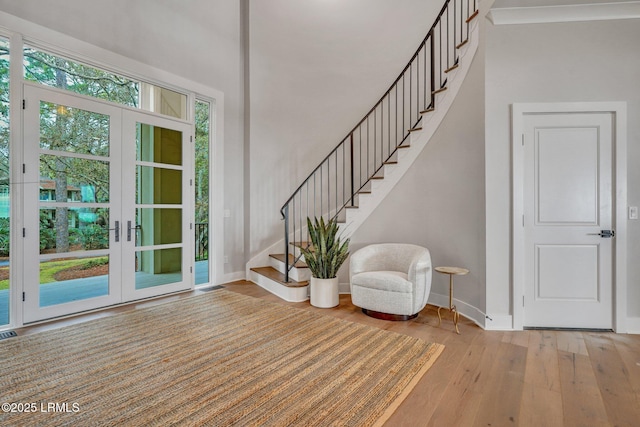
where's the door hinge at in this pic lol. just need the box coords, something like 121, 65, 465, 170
190, 223, 193, 230
190, 179, 193, 186
22, 292, 25, 302
521, 134, 524, 146
522, 215, 524, 227
22, 99, 26, 110
22, 164, 25, 173
523, 295, 525, 307
22, 228, 25, 237
190, 135, 193, 142
190, 266, 193, 273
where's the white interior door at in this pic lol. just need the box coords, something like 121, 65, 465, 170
523, 112, 613, 329
23, 85, 193, 323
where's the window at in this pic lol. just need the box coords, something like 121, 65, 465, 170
23, 46, 187, 120
0, 36, 9, 326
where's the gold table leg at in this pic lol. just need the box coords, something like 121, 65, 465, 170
436, 273, 461, 334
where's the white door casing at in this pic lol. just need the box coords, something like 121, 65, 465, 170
512, 102, 628, 332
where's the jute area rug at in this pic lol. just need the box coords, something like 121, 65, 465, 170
0, 290, 443, 426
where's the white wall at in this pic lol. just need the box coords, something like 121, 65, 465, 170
248, 0, 446, 260
0, 0, 246, 276
485, 17, 640, 323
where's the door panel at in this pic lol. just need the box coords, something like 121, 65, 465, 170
524, 112, 613, 329
23, 85, 122, 323
121, 112, 191, 301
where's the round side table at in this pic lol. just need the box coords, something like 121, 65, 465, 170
434, 266, 469, 334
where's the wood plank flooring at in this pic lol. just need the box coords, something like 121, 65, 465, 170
12, 281, 640, 426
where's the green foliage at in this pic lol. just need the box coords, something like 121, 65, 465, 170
194, 100, 210, 224
0, 217, 8, 256
78, 224, 109, 250
81, 256, 109, 269
299, 217, 349, 279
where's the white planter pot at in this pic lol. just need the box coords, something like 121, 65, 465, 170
310, 277, 339, 308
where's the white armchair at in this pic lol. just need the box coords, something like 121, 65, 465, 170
349, 243, 432, 320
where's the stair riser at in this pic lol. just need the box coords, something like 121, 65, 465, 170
269, 257, 311, 282
249, 270, 309, 302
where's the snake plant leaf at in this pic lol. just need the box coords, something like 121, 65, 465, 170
300, 216, 349, 279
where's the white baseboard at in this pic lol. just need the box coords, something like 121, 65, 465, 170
220, 271, 246, 284
428, 293, 487, 329
625, 317, 640, 334
483, 314, 515, 330
339, 282, 351, 294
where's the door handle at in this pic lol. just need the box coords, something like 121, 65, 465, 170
109, 221, 120, 242
587, 230, 615, 238
127, 221, 142, 242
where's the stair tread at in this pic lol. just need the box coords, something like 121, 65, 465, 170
269, 253, 308, 269
432, 86, 448, 95
408, 127, 423, 133
251, 266, 309, 287
445, 63, 459, 73
420, 107, 435, 114
291, 241, 312, 250
466, 9, 479, 23
456, 39, 469, 49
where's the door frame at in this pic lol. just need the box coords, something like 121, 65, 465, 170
20, 83, 195, 323
512, 102, 628, 332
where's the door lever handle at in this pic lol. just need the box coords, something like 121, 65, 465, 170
108, 221, 120, 242
127, 221, 142, 242
587, 229, 615, 238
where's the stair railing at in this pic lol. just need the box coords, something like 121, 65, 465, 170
280, 0, 478, 282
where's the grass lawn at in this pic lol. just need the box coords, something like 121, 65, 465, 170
0, 257, 108, 291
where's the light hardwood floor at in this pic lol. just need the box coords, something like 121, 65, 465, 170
14, 281, 640, 426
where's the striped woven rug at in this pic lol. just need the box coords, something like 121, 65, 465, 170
0, 290, 443, 426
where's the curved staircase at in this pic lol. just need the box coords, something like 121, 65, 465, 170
249, 0, 480, 301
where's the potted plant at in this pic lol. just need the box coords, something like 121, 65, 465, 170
299, 216, 350, 308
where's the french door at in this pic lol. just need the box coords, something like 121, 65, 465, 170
23, 85, 192, 323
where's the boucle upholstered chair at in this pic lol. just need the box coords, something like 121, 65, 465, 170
350, 243, 432, 320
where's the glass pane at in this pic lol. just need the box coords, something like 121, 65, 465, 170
135, 248, 182, 290
40, 208, 109, 254
0, 38, 9, 325
136, 166, 181, 204
195, 100, 210, 285
39, 102, 110, 157
24, 46, 139, 107
136, 123, 182, 166
140, 82, 187, 120
39, 255, 109, 307
40, 155, 110, 203
136, 208, 182, 247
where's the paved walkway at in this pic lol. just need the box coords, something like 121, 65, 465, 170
0, 261, 209, 326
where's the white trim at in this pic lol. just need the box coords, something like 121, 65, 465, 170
512, 102, 628, 332
487, 2, 640, 25
428, 292, 487, 329
7, 32, 24, 329
626, 317, 640, 334
221, 271, 246, 284
484, 314, 515, 331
